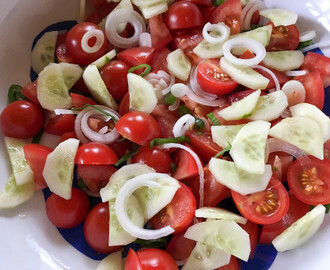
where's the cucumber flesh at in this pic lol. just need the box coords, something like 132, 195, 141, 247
259, 9, 298, 27
42, 138, 79, 200
268, 116, 324, 159
211, 124, 245, 149
140, 2, 168, 19
59, 63, 83, 89
272, 204, 325, 252
128, 73, 158, 114
209, 158, 272, 195
5, 137, 34, 186
220, 57, 270, 89
96, 250, 123, 270
31, 31, 58, 74
167, 49, 191, 81
184, 220, 251, 262
193, 39, 225, 59
262, 51, 304, 72
218, 90, 261, 121
195, 207, 247, 224
90, 49, 116, 69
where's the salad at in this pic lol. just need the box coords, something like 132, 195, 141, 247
0, 0, 329, 269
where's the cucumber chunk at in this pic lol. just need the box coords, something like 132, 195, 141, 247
259, 9, 298, 27
184, 220, 251, 262
5, 137, 34, 185
140, 2, 168, 19
262, 51, 304, 72
211, 124, 245, 149
268, 116, 324, 159
209, 158, 272, 195
42, 138, 79, 200
167, 49, 191, 81
96, 250, 123, 270
182, 241, 231, 270
220, 57, 269, 89
128, 73, 158, 114
272, 204, 325, 252
218, 90, 261, 120
195, 207, 247, 224
90, 50, 116, 69
0, 173, 34, 209
193, 39, 225, 59
59, 63, 83, 89
31, 31, 58, 74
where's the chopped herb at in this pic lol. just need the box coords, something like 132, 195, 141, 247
72, 104, 118, 122
207, 112, 221, 126
8, 84, 26, 103
164, 92, 177, 106
325, 204, 330, 214
273, 166, 278, 172
128, 64, 151, 77
117, 137, 127, 142
77, 178, 88, 189
149, 136, 190, 148
214, 142, 232, 158
178, 105, 192, 117
196, 131, 204, 135
32, 129, 44, 144
214, 0, 225, 6
170, 162, 178, 174
134, 237, 168, 249
69, 89, 93, 97
115, 145, 141, 167
193, 118, 205, 131
297, 39, 313, 49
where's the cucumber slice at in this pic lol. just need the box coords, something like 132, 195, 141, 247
211, 124, 245, 148
218, 90, 261, 121
132, 0, 165, 6
272, 204, 325, 252
209, 158, 272, 195
5, 137, 34, 185
0, 173, 34, 209
100, 164, 155, 202
259, 9, 298, 27
220, 57, 269, 89
140, 2, 168, 19
262, 51, 304, 72
90, 50, 116, 69
184, 220, 251, 262
167, 49, 191, 81
108, 196, 144, 246
96, 250, 123, 270
248, 91, 288, 121
290, 103, 330, 142
37, 63, 72, 111
193, 39, 225, 59
182, 241, 231, 270
31, 31, 58, 74
42, 138, 79, 200
268, 116, 324, 159
195, 207, 247, 224
83, 65, 118, 110
59, 63, 83, 90
230, 120, 270, 174
128, 73, 158, 114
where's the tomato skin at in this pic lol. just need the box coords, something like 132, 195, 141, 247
266, 24, 299, 51
165, 230, 196, 261
116, 111, 162, 146
149, 15, 173, 50
150, 47, 171, 74
46, 188, 90, 229
172, 146, 200, 180
267, 153, 293, 183
240, 221, 259, 259
217, 256, 241, 270
137, 248, 178, 270
324, 140, 330, 160
109, 137, 132, 158
45, 114, 76, 136
56, 42, 74, 63
118, 92, 130, 116
117, 47, 155, 67
20, 80, 40, 105
232, 177, 289, 225
59, 131, 77, 143
75, 142, 118, 165
66, 22, 108, 65
0, 100, 44, 139
125, 249, 144, 270
70, 93, 97, 108
151, 104, 179, 138
84, 202, 121, 254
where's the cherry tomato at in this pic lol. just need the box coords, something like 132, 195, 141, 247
287, 156, 330, 205
70, 93, 97, 108
266, 24, 299, 51
184, 0, 212, 6
117, 47, 155, 67
20, 80, 40, 105
149, 15, 173, 50
324, 140, 330, 160
84, 202, 121, 253
132, 147, 172, 173
59, 131, 77, 143
165, 230, 196, 261
151, 104, 179, 138
217, 256, 241, 270
92, 0, 117, 20
267, 153, 293, 183
125, 249, 144, 270
75, 142, 118, 165
172, 146, 200, 180
240, 221, 259, 259
56, 42, 74, 63
150, 182, 197, 234
232, 177, 289, 225
150, 47, 171, 74
118, 92, 130, 116
116, 111, 162, 146
46, 188, 90, 229
197, 59, 239, 95
181, 95, 214, 118
66, 22, 108, 65
137, 248, 178, 270
109, 138, 132, 158
99, 60, 130, 102
164, 1, 203, 31
0, 100, 44, 139
45, 114, 76, 136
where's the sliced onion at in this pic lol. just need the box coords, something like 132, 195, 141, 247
186, 85, 228, 107
168, 99, 181, 111
105, 9, 146, 48
285, 70, 307, 77
281, 80, 306, 107
81, 29, 105, 53
172, 114, 195, 137
199, 116, 211, 132
145, 70, 174, 98
160, 143, 204, 208
54, 109, 77, 115
202, 22, 230, 44
171, 83, 189, 98
266, 138, 306, 159
139, 32, 152, 47
299, 30, 316, 42
300, 41, 330, 53
190, 66, 218, 100
241, 0, 265, 30
280, 108, 292, 119
223, 37, 266, 66
115, 173, 175, 240
253, 65, 280, 91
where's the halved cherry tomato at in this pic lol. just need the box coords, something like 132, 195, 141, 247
116, 111, 162, 146
150, 47, 171, 74
287, 156, 330, 205
150, 182, 197, 234
165, 229, 196, 261
75, 142, 118, 165
20, 80, 40, 105
109, 138, 132, 158
45, 114, 76, 136
183, 0, 212, 7
197, 59, 239, 95
149, 15, 173, 50
92, 0, 117, 20
324, 140, 330, 160
180, 95, 214, 118
240, 221, 259, 259
125, 249, 144, 270
59, 131, 77, 143
117, 47, 155, 67
137, 248, 178, 270
46, 188, 90, 229
232, 177, 289, 225
118, 92, 130, 116
56, 42, 74, 63
151, 104, 179, 138
267, 153, 293, 183
266, 24, 299, 51
70, 93, 97, 108
217, 256, 241, 270
172, 145, 200, 180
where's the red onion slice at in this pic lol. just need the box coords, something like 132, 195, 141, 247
172, 114, 195, 137
253, 65, 280, 91
186, 85, 228, 107
190, 66, 218, 100
241, 0, 266, 31
266, 138, 306, 159
81, 29, 105, 54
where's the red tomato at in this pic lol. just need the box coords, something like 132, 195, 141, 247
259, 193, 310, 244
287, 156, 330, 205
70, 93, 97, 108
197, 60, 239, 95
66, 22, 108, 65
324, 140, 330, 160
180, 95, 214, 118
46, 188, 90, 229
212, 108, 249, 126
125, 249, 144, 270
59, 131, 77, 143
132, 147, 172, 173
118, 92, 130, 116
20, 80, 40, 105
84, 202, 121, 253
99, 60, 130, 102
92, 0, 117, 20
150, 47, 171, 73
232, 177, 289, 225
45, 114, 76, 136
240, 221, 259, 259
56, 42, 74, 63
0, 100, 44, 139
217, 256, 241, 270
72, 77, 91, 94
266, 24, 299, 51
183, 0, 212, 6
165, 230, 196, 261
228, 89, 259, 103
210, 0, 242, 34
137, 248, 178, 270
150, 183, 197, 234
117, 47, 155, 67
164, 1, 203, 31
151, 104, 180, 138
149, 15, 173, 50
267, 153, 293, 183
77, 164, 117, 192
172, 146, 200, 180
115, 111, 162, 146
23, 144, 52, 190
75, 142, 118, 165
109, 138, 132, 158
294, 70, 324, 110
85, 10, 102, 24
301, 52, 330, 87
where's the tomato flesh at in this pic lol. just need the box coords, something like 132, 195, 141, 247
45, 114, 76, 136
165, 230, 196, 261
266, 24, 299, 51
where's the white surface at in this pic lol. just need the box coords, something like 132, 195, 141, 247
0, 0, 329, 269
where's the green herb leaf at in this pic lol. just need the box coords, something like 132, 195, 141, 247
32, 128, 44, 144
178, 105, 192, 117
207, 112, 221, 126
170, 162, 178, 174
273, 166, 278, 172
115, 145, 140, 167
134, 237, 168, 249
325, 204, 330, 214
149, 136, 190, 148
77, 178, 88, 189
128, 64, 151, 77
72, 104, 118, 122
214, 142, 232, 158
297, 40, 313, 49
193, 118, 205, 131
214, 0, 225, 6
164, 92, 177, 106
8, 84, 26, 103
